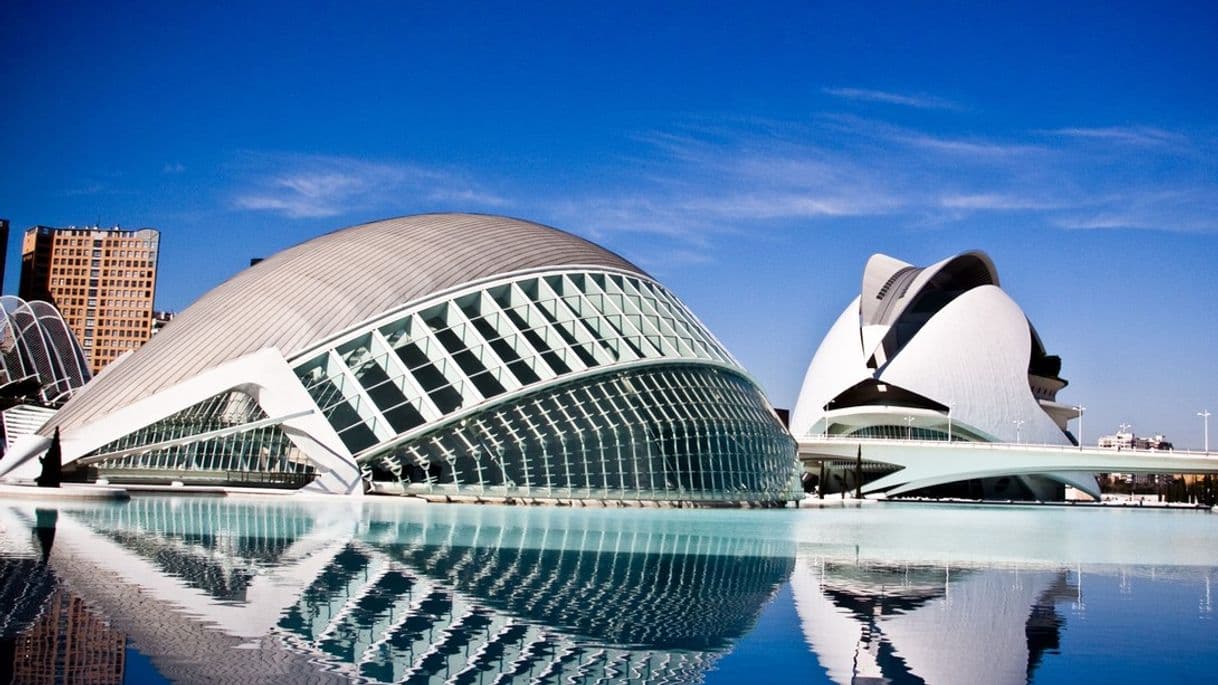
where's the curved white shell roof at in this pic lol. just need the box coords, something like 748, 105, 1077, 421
48, 213, 644, 433
792, 249, 1071, 446
881, 285, 1064, 444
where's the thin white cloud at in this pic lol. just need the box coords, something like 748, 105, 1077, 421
823, 87, 961, 111
232, 153, 507, 219
547, 113, 1218, 248
1054, 188, 1218, 232
162, 162, 186, 174
899, 134, 1046, 158
1040, 126, 1186, 146
938, 193, 1066, 211
229, 114, 1218, 262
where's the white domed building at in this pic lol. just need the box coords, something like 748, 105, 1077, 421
0, 214, 795, 503
791, 250, 1095, 500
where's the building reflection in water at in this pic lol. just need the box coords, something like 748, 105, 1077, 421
5, 498, 1204, 684
791, 554, 1077, 685
8, 589, 126, 684
0, 508, 126, 685
2, 498, 794, 684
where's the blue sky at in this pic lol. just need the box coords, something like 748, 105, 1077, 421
2, 1, 1216, 446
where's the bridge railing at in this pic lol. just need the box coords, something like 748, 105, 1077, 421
801, 434, 1215, 458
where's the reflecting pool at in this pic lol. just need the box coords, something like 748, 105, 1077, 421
0, 498, 1214, 684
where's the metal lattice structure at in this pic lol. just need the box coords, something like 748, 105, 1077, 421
0, 295, 91, 406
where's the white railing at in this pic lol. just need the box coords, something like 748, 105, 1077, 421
801, 434, 1216, 458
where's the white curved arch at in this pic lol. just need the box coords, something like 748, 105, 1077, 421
0, 295, 90, 404
28, 300, 90, 402
0, 303, 33, 387
4, 297, 55, 390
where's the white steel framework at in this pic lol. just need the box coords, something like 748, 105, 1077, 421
0, 295, 91, 405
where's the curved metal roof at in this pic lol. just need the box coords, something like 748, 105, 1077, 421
860, 250, 999, 328
47, 213, 645, 433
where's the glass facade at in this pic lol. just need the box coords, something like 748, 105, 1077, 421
87, 391, 314, 486
367, 364, 794, 502
837, 423, 984, 442
291, 270, 735, 455
287, 269, 794, 502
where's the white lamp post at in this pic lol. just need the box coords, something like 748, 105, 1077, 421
947, 401, 955, 443
1013, 419, 1025, 444
1199, 410, 1211, 453
1073, 405, 1085, 450
904, 415, 916, 440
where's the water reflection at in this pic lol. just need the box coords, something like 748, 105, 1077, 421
0, 499, 1214, 684
791, 558, 1079, 684
2, 498, 792, 683
0, 507, 126, 685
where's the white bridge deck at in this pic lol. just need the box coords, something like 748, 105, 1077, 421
797, 436, 1218, 496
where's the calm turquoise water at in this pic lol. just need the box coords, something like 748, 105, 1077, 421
0, 497, 1214, 684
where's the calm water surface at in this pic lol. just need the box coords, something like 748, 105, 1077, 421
0, 497, 1214, 684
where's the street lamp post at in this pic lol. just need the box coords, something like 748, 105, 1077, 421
1200, 410, 1211, 453
1073, 405, 1085, 450
904, 416, 916, 440
947, 401, 955, 443
1013, 419, 1025, 444
1117, 422, 1131, 454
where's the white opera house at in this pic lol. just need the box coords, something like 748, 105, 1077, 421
790, 250, 1097, 500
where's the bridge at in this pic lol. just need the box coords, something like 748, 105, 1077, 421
797, 436, 1218, 497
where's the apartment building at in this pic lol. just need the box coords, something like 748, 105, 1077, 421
19, 225, 159, 374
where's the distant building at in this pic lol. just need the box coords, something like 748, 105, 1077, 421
152, 309, 175, 335
1096, 431, 1173, 451
19, 225, 160, 374
1096, 430, 1174, 489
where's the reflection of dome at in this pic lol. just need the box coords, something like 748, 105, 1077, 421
2, 214, 795, 502
791, 555, 1076, 685
293, 513, 790, 681
34, 497, 794, 685
386, 530, 793, 649
791, 250, 1096, 500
